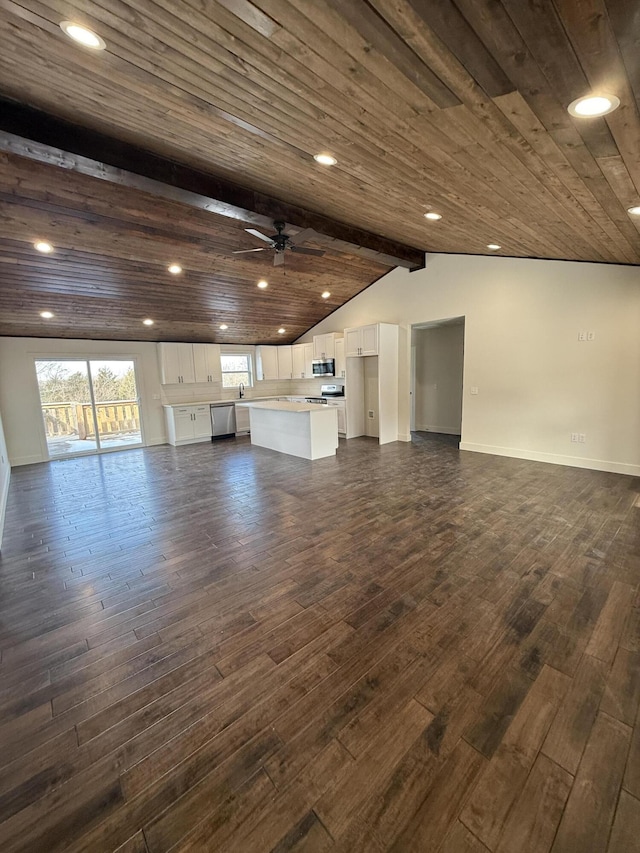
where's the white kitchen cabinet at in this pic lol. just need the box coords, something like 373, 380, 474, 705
327, 399, 346, 435
292, 343, 315, 379
313, 332, 339, 359
193, 343, 222, 383
158, 342, 221, 385
334, 337, 346, 379
277, 346, 293, 380
344, 324, 378, 357
345, 323, 398, 445
158, 342, 196, 384
256, 346, 279, 381
235, 404, 251, 434
164, 404, 212, 446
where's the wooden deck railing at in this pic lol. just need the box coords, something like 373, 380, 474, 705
42, 401, 140, 439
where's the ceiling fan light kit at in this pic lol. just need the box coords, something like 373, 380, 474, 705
233, 221, 325, 266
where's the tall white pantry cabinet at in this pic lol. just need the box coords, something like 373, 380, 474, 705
344, 323, 399, 445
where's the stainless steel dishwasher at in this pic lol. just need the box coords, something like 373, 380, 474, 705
210, 403, 236, 439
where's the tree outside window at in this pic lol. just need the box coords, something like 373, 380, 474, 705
220, 354, 253, 388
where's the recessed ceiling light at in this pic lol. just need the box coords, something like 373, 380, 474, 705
40, 311, 54, 319
314, 153, 337, 166
628, 205, 640, 216
568, 94, 620, 118
424, 212, 442, 221
219, 324, 228, 330
278, 327, 286, 334
60, 21, 106, 50
168, 264, 182, 275
487, 244, 501, 250
143, 318, 154, 326
257, 280, 268, 289
321, 291, 331, 299
34, 241, 54, 253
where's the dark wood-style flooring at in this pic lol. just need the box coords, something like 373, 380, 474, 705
0, 435, 639, 852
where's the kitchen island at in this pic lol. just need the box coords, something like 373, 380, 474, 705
238, 401, 338, 460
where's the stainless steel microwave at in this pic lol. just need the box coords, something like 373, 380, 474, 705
312, 358, 335, 377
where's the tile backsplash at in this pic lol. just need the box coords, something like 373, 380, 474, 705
160, 376, 343, 405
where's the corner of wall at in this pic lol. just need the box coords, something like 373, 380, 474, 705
0, 412, 11, 550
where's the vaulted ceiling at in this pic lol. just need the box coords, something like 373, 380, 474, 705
0, 0, 639, 343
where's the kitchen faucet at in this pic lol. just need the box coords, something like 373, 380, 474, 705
238, 382, 245, 399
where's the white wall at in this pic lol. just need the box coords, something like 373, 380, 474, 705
297, 254, 640, 476
414, 324, 464, 435
0, 338, 167, 466
0, 411, 10, 548
0, 337, 332, 466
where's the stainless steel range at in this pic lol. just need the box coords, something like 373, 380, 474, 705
305, 383, 344, 404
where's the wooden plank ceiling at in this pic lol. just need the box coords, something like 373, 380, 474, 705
0, 0, 639, 343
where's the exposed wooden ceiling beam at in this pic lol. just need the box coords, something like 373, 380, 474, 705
0, 96, 425, 271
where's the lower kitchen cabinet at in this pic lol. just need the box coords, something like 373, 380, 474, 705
327, 399, 346, 435
164, 404, 212, 446
235, 404, 251, 434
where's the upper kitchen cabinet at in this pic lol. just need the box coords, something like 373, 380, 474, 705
334, 338, 346, 379
158, 342, 195, 384
193, 344, 222, 384
292, 343, 314, 379
313, 332, 340, 359
158, 343, 221, 385
256, 346, 278, 381
344, 324, 378, 357
277, 346, 293, 380
256, 345, 294, 380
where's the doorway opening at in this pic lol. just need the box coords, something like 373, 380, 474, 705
35, 359, 143, 459
410, 318, 465, 447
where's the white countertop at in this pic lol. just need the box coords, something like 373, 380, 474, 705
237, 401, 330, 413
163, 397, 280, 408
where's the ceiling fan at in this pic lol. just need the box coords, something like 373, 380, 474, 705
232, 220, 325, 266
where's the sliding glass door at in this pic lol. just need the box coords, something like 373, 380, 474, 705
36, 359, 143, 459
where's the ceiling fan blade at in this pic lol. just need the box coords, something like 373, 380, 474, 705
273, 252, 285, 267
245, 228, 273, 244
232, 247, 267, 254
290, 246, 325, 256
287, 227, 317, 245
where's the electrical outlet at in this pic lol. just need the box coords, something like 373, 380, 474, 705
578, 433, 586, 443
470, 387, 479, 395
368, 410, 375, 419
571, 433, 579, 442
587, 331, 595, 341
578, 331, 586, 341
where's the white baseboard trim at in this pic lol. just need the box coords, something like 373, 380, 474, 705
415, 424, 461, 436
397, 433, 412, 442
0, 468, 9, 550
146, 437, 167, 447
11, 454, 45, 467
459, 442, 640, 477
